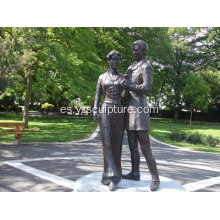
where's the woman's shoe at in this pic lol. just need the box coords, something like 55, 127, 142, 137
109, 181, 116, 191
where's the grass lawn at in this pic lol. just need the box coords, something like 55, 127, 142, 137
0, 113, 98, 143
150, 118, 220, 153
1, 113, 220, 153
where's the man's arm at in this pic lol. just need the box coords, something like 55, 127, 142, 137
122, 64, 153, 95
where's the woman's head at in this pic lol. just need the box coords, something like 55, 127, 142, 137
107, 50, 122, 70
107, 50, 122, 61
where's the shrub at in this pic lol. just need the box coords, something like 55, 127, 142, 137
206, 135, 220, 147
41, 103, 55, 115
0, 91, 15, 111
187, 132, 206, 145
0, 104, 6, 111
14, 105, 22, 113
170, 129, 188, 142
68, 102, 78, 115
169, 129, 219, 147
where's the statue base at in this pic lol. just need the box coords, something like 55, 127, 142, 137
74, 171, 186, 192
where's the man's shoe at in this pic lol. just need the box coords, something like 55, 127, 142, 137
122, 172, 140, 181
150, 180, 160, 191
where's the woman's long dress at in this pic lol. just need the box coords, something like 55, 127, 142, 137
94, 71, 125, 185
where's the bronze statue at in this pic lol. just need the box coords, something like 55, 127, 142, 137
122, 40, 160, 191
93, 51, 125, 191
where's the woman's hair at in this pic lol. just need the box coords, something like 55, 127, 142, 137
107, 50, 122, 61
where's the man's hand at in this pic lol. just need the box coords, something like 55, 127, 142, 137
121, 79, 129, 88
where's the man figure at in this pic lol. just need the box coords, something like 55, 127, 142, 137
122, 40, 160, 191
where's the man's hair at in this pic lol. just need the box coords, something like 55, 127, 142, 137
107, 50, 122, 61
133, 40, 148, 55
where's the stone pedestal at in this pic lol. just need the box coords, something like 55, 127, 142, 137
74, 171, 187, 192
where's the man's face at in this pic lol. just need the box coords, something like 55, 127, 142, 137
133, 44, 145, 61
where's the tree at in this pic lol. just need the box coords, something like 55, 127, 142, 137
188, 27, 220, 119
200, 69, 220, 112
0, 28, 41, 128
161, 27, 206, 120
190, 27, 220, 71
93, 27, 172, 109
2, 27, 217, 124
183, 74, 211, 126
11, 28, 46, 128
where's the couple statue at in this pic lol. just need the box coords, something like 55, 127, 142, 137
93, 40, 160, 191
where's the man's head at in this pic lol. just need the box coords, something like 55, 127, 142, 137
132, 40, 148, 61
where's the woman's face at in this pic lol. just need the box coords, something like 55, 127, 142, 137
109, 54, 120, 70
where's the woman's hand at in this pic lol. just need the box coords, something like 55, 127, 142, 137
93, 110, 98, 121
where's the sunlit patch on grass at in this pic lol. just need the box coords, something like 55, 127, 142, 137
0, 114, 97, 143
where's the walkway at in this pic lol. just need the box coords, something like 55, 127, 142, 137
0, 127, 220, 191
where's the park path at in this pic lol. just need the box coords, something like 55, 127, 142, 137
0, 126, 220, 192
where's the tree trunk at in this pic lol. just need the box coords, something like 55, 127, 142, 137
190, 110, 193, 126
175, 109, 179, 120
174, 90, 180, 120
23, 72, 32, 129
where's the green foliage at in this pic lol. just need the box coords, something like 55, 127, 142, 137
0, 91, 15, 105
183, 74, 211, 125
169, 129, 219, 147
150, 119, 220, 153
0, 90, 22, 112
190, 27, 220, 70
76, 103, 81, 109
206, 135, 220, 147
0, 89, 16, 111
183, 74, 211, 112
159, 28, 211, 119
169, 129, 188, 141
199, 69, 220, 110
41, 102, 55, 114
0, 27, 219, 121
187, 132, 206, 145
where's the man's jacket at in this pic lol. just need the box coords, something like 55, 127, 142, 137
125, 57, 153, 131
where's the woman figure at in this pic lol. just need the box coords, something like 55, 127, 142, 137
93, 51, 125, 191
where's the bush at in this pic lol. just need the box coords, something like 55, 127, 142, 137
206, 135, 220, 147
14, 105, 22, 113
0, 92, 22, 113
0, 104, 6, 111
187, 132, 206, 145
0, 91, 15, 111
170, 129, 188, 142
169, 129, 219, 147
41, 103, 55, 115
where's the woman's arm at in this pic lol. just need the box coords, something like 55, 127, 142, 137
93, 75, 103, 120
